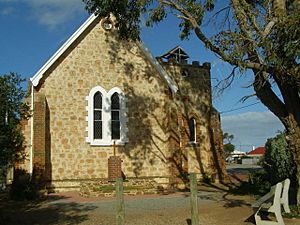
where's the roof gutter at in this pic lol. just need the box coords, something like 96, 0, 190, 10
29, 83, 34, 178
136, 42, 178, 94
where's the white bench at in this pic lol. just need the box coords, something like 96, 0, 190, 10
252, 178, 290, 225
280, 179, 291, 214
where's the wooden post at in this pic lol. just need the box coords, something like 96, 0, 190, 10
116, 178, 125, 225
190, 173, 199, 225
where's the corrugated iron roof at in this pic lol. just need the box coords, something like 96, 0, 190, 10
248, 147, 266, 155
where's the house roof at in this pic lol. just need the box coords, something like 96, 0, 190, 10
231, 150, 246, 155
30, 14, 178, 93
248, 147, 266, 155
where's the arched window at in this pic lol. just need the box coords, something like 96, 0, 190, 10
93, 91, 102, 139
111, 93, 120, 140
189, 118, 196, 142
86, 86, 128, 146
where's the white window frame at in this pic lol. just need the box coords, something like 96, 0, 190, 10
86, 86, 128, 146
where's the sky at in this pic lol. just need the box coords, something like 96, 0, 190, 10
0, 0, 284, 151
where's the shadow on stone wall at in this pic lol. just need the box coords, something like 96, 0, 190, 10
97, 29, 226, 186
103, 33, 170, 177
208, 109, 228, 183
122, 83, 167, 176
45, 99, 52, 186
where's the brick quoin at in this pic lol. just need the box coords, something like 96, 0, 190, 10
33, 94, 46, 181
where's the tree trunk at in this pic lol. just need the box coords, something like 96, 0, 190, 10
277, 82, 300, 208
253, 71, 300, 208
285, 116, 300, 208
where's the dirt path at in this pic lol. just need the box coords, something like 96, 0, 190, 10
1, 185, 299, 225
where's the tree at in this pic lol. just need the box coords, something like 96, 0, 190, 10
223, 132, 234, 144
223, 132, 235, 158
224, 143, 235, 158
82, 0, 300, 206
0, 73, 28, 177
264, 132, 296, 184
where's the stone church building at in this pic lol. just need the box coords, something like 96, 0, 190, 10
20, 15, 226, 192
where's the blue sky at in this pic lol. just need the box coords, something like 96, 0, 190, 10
0, 0, 284, 151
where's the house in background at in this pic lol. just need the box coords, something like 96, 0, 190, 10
248, 147, 266, 160
18, 14, 226, 192
226, 150, 246, 163
242, 147, 266, 165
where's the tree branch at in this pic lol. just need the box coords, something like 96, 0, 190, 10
240, 94, 256, 103
215, 66, 237, 96
273, 75, 300, 125
240, 0, 264, 37
175, 14, 189, 20
253, 71, 288, 124
262, 19, 277, 37
231, 0, 254, 39
158, 0, 298, 93
157, 0, 276, 74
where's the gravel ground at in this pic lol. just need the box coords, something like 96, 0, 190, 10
1, 188, 300, 225
1, 166, 300, 225
43, 190, 254, 225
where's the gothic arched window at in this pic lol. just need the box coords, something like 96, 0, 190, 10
189, 118, 196, 142
93, 91, 103, 139
86, 86, 128, 146
111, 93, 120, 140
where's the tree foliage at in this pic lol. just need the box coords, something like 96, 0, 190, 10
223, 132, 234, 143
0, 73, 28, 170
264, 132, 296, 184
83, 0, 148, 40
82, 0, 300, 129
224, 143, 235, 157
223, 132, 235, 157
83, 0, 299, 82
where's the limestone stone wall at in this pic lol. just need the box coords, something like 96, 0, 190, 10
34, 18, 171, 187
209, 109, 228, 182
162, 62, 219, 178
26, 17, 226, 191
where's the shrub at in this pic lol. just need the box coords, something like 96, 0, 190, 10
264, 132, 296, 185
236, 170, 271, 197
235, 133, 296, 199
9, 169, 39, 200
202, 173, 213, 184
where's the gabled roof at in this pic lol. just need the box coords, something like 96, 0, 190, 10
137, 42, 178, 93
248, 147, 266, 155
160, 46, 189, 60
30, 14, 178, 93
31, 14, 97, 87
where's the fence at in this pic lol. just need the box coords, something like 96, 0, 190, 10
115, 173, 200, 225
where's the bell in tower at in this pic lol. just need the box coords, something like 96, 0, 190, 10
159, 46, 189, 64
